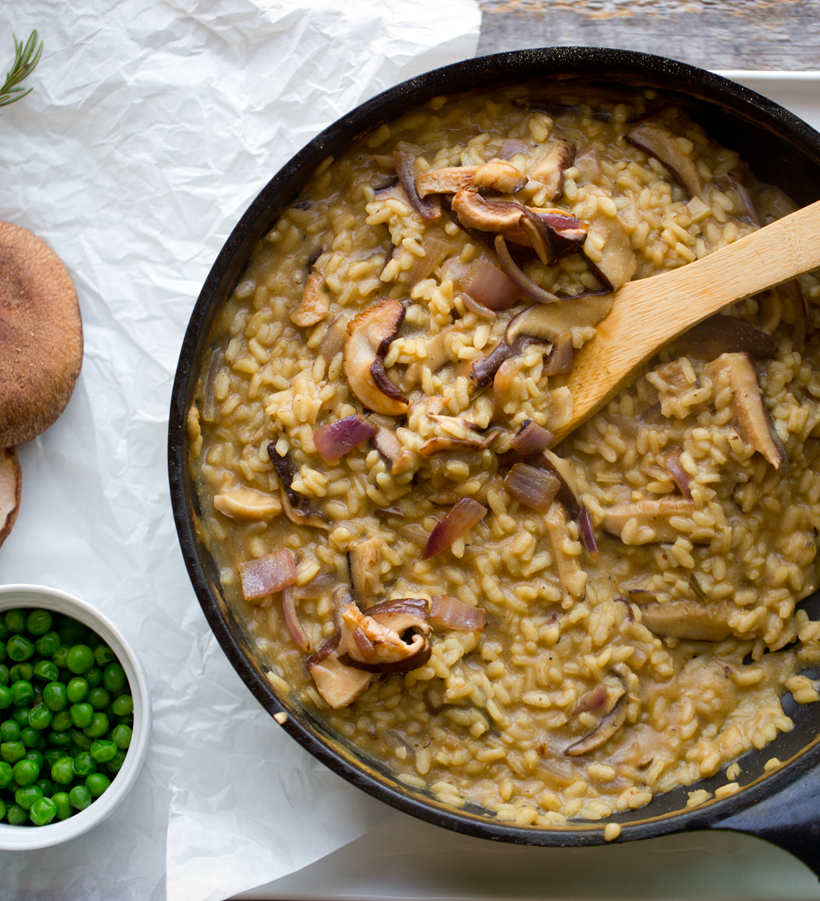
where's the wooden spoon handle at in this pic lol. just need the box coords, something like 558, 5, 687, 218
554, 198, 820, 442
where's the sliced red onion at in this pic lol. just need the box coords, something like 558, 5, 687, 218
460, 291, 497, 319
430, 595, 486, 633
664, 448, 693, 501
282, 585, 311, 652
510, 419, 554, 456
314, 415, 379, 462
461, 259, 520, 311
494, 235, 561, 305
239, 549, 298, 601
394, 151, 439, 220
498, 138, 529, 160
504, 463, 560, 513
543, 331, 574, 376
578, 504, 599, 560
423, 497, 487, 559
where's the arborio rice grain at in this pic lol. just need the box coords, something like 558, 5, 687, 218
189, 84, 820, 825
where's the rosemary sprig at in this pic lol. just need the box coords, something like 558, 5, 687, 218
0, 30, 43, 109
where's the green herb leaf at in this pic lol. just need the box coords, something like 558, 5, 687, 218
0, 30, 44, 110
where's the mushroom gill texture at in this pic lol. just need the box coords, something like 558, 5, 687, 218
213, 487, 282, 522
564, 665, 630, 757
703, 352, 789, 474
626, 123, 704, 198
338, 601, 431, 673
343, 300, 408, 416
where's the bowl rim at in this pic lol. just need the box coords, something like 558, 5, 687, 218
168, 46, 820, 848
0, 583, 152, 850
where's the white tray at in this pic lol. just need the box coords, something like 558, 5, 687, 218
236, 73, 820, 901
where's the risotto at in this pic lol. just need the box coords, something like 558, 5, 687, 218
187, 84, 820, 827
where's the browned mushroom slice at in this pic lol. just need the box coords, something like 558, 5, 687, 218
626, 123, 704, 198
544, 503, 587, 605
290, 268, 330, 327
674, 315, 777, 361
415, 166, 477, 198
318, 314, 350, 364
472, 160, 528, 194
530, 138, 576, 200
348, 537, 383, 608
373, 427, 416, 476
636, 597, 746, 641
703, 352, 789, 473
601, 497, 698, 544
419, 429, 499, 456
343, 300, 408, 416
394, 151, 439, 220
505, 295, 614, 347
469, 334, 541, 389
0, 447, 22, 549
575, 146, 602, 183
582, 196, 637, 292
213, 487, 282, 522
543, 331, 573, 376
338, 602, 432, 674
537, 448, 582, 518
307, 637, 375, 709
565, 671, 627, 757
268, 443, 331, 531
367, 597, 432, 636
451, 189, 525, 233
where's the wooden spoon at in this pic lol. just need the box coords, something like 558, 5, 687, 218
553, 198, 820, 443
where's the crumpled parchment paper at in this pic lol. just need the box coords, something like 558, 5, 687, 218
0, 2, 480, 899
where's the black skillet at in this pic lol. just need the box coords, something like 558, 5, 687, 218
168, 48, 820, 878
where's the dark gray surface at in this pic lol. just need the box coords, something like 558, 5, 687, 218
478, 0, 820, 70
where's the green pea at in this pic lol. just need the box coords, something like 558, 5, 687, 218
0, 720, 20, 742
47, 731, 72, 751
6, 778, 20, 793
93, 644, 116, 667
106, 748, 127, 775
90, 740, 117, 763
57, 617, 87, 646
34, 777, 54, 796
111, 724, 131, 750
4, 610, 26, 634
66, 645, 95, 675
0, 798, 5, 820
0, 664, 9, 686
28, 703, 53, 731
33, 659, 60, 683
10, 680, 34, 706
10, 707, 30, 728
68, 784, 92, 811
15, 785, 43, 810
50, 710, 72, 732
73, 752, 97, 777
43, 682, 68, 712
29, 796, 56, 825
69, 703, 93, 729
35, 631, 61, 657
0, 640, 6, 665
0, 685, 11, 709
0, 621, 7, 641
12, 758, 40, 786
69, 743, 86, 759
0, 760, 13, 788
85, 772, 110, 798
26, 609, 53, 636
43, 748, 63, 769
25, 749, 43, 768
84, 666, 103, 688
20, 727, 41, 748
87, 687, 110, 710
69, 730, 92, 751
83, 712, 109, 740
52, 791, 72, 820
9, 662, 33, 683
66, 677, 89, 704
0, 741, 26, 764
102, 663, 126, 693
6, 635, 35, 662
51, 756, 75, 785
7, 803, 27, 825
51, 646, 70, 669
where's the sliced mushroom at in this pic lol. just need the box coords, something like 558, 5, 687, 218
703, 352, 789, 473
530, 138, 576, 200
338, 602, 432, 674
416, 160, 526, 199
626, 123, 704, 198
565, 668, 628, 757
307, 637, 375, 709
601, 497, 699, 544
343, 300, 408, 416
348, 537, 383, 608
373, 427, 416, 476
537, 449, 582, 518
267, 443, 331, 530
0, 447, 22, 548
419, 429, 499, 456
505, 296, 614, 347
636, 597, 741, 641
213, 487, 282, 522
673, 315, 777, 361
582, 189, 637, 292
394, 151, 439, 220
290, 268, 330, 327
544, 502, 587, 606
367, 597, 432, 637
575, 146, 602, 183
318, 314, 350, 364
451, 189, 526, 233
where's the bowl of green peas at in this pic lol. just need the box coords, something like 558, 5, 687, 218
0, 584, 150, 849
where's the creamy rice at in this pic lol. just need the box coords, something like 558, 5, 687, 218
187, 85, 820, 825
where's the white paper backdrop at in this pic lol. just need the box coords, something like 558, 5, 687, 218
0, 2, 481, 898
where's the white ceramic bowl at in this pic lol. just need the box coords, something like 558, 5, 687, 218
0, 584, 151, 850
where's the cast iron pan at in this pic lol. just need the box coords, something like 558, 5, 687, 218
168, 47, 820, 877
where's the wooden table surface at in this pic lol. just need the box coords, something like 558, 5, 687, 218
478, 0, 820, 70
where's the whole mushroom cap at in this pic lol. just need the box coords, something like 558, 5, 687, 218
0, 220, 83, 446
